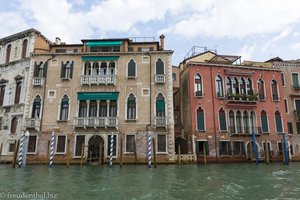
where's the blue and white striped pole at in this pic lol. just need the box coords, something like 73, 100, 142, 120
18, 131, 25, 167
282, 133, 289, 165
148, 132, 152, 168
49, 129, 55, 168
109, 133, 114, 168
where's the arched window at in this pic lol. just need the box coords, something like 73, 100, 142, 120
128, 59, 136, 78
172, 73, 176, 81
258, 79, 265, 100
219, 108, 227, 131
243, 111, 249, 134
127, 94, 136, 119
246, 78, 252, 94
229, 110, 235, 134
271, 80, 279, 100
156, 58, 164, 74
60, 95, 69, 120
99, 100, 107, 117
261, 110, 269, 133
110, 100, 117, 117
6, 44, 11, 63
226, 77, 232, 95
11, 117, 18, 134
61, 61, 73, 79
34, 61, 47, 78
233, 77, 239, 94
156, 93, 165, 117
14, 81, 22, 105
216, 75, 224, 97
31, 96, 41, 118
196, 107, 205, 131
194, 74, 203, 96
250, 111, 256, 133
79, 101, 87, 117
240, 78, 246, 95
236, 111, 242, 133
275, 111, 283, 133
89, 100, 97, 117
22, 40, 28, 59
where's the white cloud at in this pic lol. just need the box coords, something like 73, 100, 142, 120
238, 44, 257, 61
0, 12, 29, 38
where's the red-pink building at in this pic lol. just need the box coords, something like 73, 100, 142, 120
179, 51, 288, 162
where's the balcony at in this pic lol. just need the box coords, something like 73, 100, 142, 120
25, 118, 40, 131
225, 94, 258, 108
155, 117, 167, 127
155, 75, 165, 83
74, 117, 118, 128
81, 75, 116, 85
32, 77, 45, 86
294, 110, 300, 121
229, 126, 262, 136
292, 84, 300, 90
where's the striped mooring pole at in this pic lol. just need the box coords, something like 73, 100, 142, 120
148, 133, 152, 168
109, 133, 114, 168
18, 131, 25, 167
49, 129, 55, 168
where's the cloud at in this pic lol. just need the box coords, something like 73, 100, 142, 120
238, 44, 257, 61
163, 0, 300, 39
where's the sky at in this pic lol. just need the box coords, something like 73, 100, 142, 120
1, 0, 300, 65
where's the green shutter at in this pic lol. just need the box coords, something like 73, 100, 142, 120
219, 112, 227, 131
60, 61, 65, 78
275, 115, 283, 132
156, 100, 165, 112
86, 41, 122, 46
70, 61, 74, 78
77, 92, 119, 100
33, 62, 39, 77
43, 62, 48, 78
197, 110, 205, 131
261, 115, 269, 132
81, 56, 119, 61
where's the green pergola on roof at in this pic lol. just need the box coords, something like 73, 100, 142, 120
86, 41, 122, 46
77, 92, 119, 100
81, 56, 119, 61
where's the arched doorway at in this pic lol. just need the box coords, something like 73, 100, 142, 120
246, 141, 259, 160
88, 135, 104, 163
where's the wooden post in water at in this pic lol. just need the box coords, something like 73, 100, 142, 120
66, 139, 70, 168
281, 139, 285, 164
46, 141, 50, 164
203, 142, 207, 165
99, 143, 102, 165
12, 140, 19, 168
178, 144, 181, 165
265, 139, 269, 164
80, 143, 84, 166
250, 141, 254, 161
0, 143, 3, 163
152, 138, 157, 168
134, 138, 137, 164
120, 136, 123, 168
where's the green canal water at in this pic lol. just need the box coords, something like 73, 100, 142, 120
0, 163, 300, 200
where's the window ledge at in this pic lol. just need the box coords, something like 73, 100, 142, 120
197, 130, 206, 133
27, 152, 37, 155
262, 132, 270, 134
61, 78, 71, 81
126, 119, 137, 122
272, 100, 281, 102
220, 130, 228, 133
57, 120, 68, 123
55, 152, 66, 155
156, 152, 168, 155
220, 155, 231, 157
127, 77, 136, 79
124, 152, 135, 155
194, 95, 204, 98
259, 99, 267, 102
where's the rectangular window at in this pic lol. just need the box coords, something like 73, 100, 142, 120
233, 141, 245, 156
8, 143, 15, 152
75, 135, 85, 156
142, 56, 150, 63
292, 73, 299, 87
142, 88, 150, 97
14, 82, 21, 105
290, 145, 294, 156
128, 47, 133, 52
196, 141, 209, 156
28, 136, 37, 153
0, 85, 5, 106
0, 117, 2, 131
107, 135, 117, 156
281, 73, 285, 86
157, 134, 167, 153
56, 135, 66, 153
48, 90, 56, 98
125, 135, 135, 153
284, 99, 288, 113
288, 122, 293, 134
219, 141, 231, 156
277, 142, 283, 156
297, 122, 300, 134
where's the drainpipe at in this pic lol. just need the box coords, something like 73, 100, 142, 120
149, 52, 152, 130
210, 65, 218, 162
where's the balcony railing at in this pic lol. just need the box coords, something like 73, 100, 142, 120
226, 94, 258, 103
32, 77, 45, 86
229, 126, 262, 136
155, 75, 165, 83
81, 75, 116, 85
74, 117, 118, 128
25, 118, 40, 131
155, 117, 167, 127
292, 84, 300, 90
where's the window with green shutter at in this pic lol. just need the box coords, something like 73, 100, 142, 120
219, 108, 227, 131
261, 110, 269, 133
197, 107, 205, 131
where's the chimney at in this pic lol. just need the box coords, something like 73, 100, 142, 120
55, 37, 61, 45
159, 34, 165, 50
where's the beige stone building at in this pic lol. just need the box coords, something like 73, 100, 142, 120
24, 35, 175, 164
0, 29, 51, 161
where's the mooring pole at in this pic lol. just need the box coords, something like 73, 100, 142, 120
250, 141, 254, 161
203, 142, 207, 165
66, 139, 70, 168
12, 140, 20, 168
0, 143, 3, 163
47, 141, 50, 165
120, 136, 123, 168
282, 133, 289, 165
178, 144, 181, 165
99, 143, 102, 165
152, 137, 157, 168
252, 132, 259, 165
265, 139, 269, 165
147, 133, 152, 168
81, 143, 84, 166
134, 137, 137, 164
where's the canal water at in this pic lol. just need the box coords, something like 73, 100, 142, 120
0, 163, 300, 200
